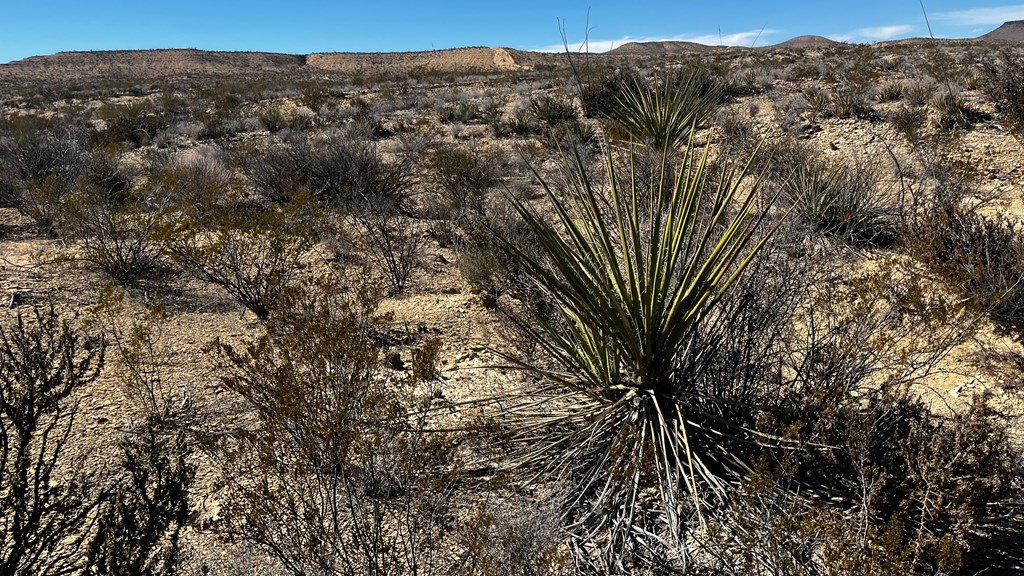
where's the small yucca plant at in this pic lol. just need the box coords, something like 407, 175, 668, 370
496, 130, 779, 570
610, 72, 720, 150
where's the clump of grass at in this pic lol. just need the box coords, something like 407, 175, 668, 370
876, 80, 906, 102
781, 155, 901, 247
931, 91, 985, 130
803, 87, 830, 117
889, 105, 928, 144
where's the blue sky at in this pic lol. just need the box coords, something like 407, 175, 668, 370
0, 1, 1020, 63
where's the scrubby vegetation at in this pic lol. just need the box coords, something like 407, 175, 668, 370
1, 37, 1023, 576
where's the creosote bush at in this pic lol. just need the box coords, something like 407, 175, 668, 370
57, 183, 171, 287
163, 194, 319, 320
84, 286, 196, 576
529, 93, 578, 129
90, 101, 171, 149
355, 194, 422, 295
909, 202, 1024, 331
426, 144, 498, 219
576, 66, 640, 118
206, 278, 463, 576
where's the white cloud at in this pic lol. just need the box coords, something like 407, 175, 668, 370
827, 24, 913, 43
532, 29, 777, 53
855, 25, 914, 39
934, 5, 1024, 26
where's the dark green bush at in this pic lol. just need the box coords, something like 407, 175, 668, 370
91, 101, 171, 148
577, 67, 639, 118
529, 93, 578, 129
831, 85, 873, 119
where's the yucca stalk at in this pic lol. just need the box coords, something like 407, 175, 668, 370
496, 133, 779, 569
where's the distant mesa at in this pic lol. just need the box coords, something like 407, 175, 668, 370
0, 47, 543, 82
978, 20, 1024, 41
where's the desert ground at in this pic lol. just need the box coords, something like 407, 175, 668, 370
2, 27, 1024, 575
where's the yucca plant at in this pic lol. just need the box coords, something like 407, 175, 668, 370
494, 132, 780, 571
610, 72, 720, 151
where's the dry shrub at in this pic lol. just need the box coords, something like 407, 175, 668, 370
0, 306, 106, 576
57, 181, 171, 287
236, 129, 413, 208
163, 195, 319, 320
457, 500, 573, 576
205, 278, 463, 576
0, 116, 88, 233
355, 195, 422, 295
979, 50, 1024, 137
426, 145, 498, 220
909, 203, 1024, 332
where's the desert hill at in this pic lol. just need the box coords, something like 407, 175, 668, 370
606, 41, 729, 56
978, 20, 1024, 41
769, 35, 840, 49
606, 35, 841, 56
